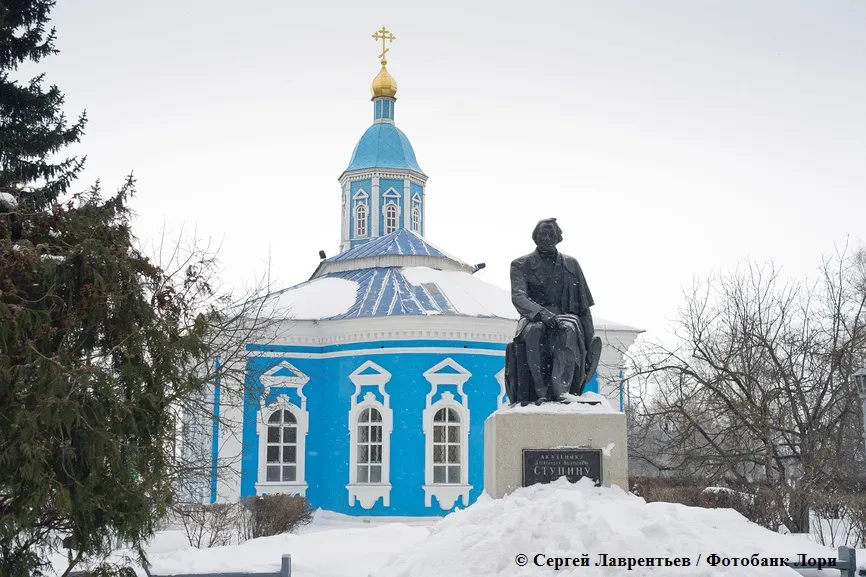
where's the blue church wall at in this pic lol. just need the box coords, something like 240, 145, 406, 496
238, 340, 603, 516
584, 372, 598, 394
240, 340, 511, 516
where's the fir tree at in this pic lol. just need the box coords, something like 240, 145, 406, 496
0, 3, 228, 575
0, 0, 86, 210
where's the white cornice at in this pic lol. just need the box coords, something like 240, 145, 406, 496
339, 170, 427, 186
255, 315, 518, 347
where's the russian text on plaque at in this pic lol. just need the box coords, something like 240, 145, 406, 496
522, 448, 602, 486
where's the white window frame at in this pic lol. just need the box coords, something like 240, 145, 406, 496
355, 203, 368, 238
255, 361, 310, 496
256, 395, 308, 496
346, 361, 393, 509
411, 192, 422, 234
411, 204, 421, 233
422, 358, 472, 510
262, 406, 300, 483
431, 406, 463, 484
383, 202, 399, 234
355, 405, 385, 483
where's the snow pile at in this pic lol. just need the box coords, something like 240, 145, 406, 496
402, 266, 519, 319
269, 277, 359, 320
374, 478, 838, 577
400, 266, 637, 331
500, 392, 620, 415
147, 521, 429, 577
0, 191, 18, 208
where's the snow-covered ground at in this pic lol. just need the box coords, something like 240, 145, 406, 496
52, 480, 863, 576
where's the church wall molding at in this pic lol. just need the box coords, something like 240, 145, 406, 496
248, 345, 506, 359
255, 394, 309, 498
248, 315, 519, 348
341, 169, 427, 187
245, 315, 639, 350
494, 368, 507, 408
421, 359, 473, 510
346, 361, 394, 509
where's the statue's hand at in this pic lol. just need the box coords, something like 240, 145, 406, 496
539, 309, 558, 329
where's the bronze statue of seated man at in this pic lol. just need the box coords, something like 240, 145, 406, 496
504, 218, 602, 405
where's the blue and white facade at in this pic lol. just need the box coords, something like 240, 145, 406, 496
193, 61, 642, 517
340, 91, 427, 252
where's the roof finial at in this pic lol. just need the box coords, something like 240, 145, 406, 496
372, 26, 395, 65
370, 27, 398, 98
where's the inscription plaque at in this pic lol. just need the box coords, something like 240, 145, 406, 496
522, 448, 602, 486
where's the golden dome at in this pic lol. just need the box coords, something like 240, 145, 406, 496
371, 60, 398, 99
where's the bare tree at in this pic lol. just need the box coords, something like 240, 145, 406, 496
625, 245, 866, 532
137, 227, 289, 517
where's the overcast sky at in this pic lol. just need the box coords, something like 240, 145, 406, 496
29, 0, 866, 339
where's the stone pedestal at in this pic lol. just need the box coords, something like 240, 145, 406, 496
483, 405, 628, 498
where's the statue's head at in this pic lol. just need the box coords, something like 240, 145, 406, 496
531, 218, 562, 252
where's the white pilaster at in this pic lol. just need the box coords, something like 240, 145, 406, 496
341, 181, 350, 252
421, 187, 427, 237
371, 176, 380, 238
403, 179, 411, 230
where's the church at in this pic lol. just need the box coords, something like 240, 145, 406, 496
192, 29, 641, 517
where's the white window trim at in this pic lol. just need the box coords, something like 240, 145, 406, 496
261, 360, 310, 389
346, 360, 393, 509
381, 200, 401, 216
382, 202, 400, 234
354, 203, 369, 238
495, 368, 507, 408
255, 394, 309, 496
352, 189, 369, 200
411, 205, 421, 233
382, 187, 401, 199
421, 358, 472, 510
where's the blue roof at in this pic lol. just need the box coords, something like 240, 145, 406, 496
326, 229, 451, 262
312, 268, 503, 320
345, 123, 424, 174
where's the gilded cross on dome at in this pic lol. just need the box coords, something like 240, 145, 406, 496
372, 26, 396, 64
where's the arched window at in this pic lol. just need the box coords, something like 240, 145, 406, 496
421, 358, 472, 510
346, 362, 394, 509
432, 407, 461, 484
265, 410, 298, 482
411, 205, 421, 233
356, 407, 383, 483
384, 203, 398, 234
355, 204, 368, 237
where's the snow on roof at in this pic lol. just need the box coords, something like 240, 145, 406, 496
274, 266, 517, 321
271, 265, 640, 331
374, 478, 838, 577
401, 266, 518, 319
268, 277, 359, 320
